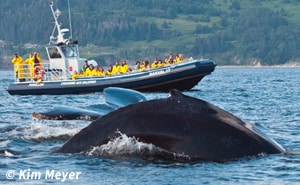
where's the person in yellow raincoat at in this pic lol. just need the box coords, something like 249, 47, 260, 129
151, 59, 159, 68
120, 59, 130, 73
112, 60, 121, 74
84, 64, 95, 76
97, 67, 106, 76
72, 70, 80, 80
11, 53, 25, 82
24, 53, 34, 79
32, 52, 42, 66
106, 65, 114, 76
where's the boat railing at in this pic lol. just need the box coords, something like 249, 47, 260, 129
12, 63, 72, 82
43, 64, 73, 81
12, 63, 35, 82
12, 58, 212, 83
74, 58, 205, 80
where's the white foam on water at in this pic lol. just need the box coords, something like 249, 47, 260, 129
23, 122, 82, 141
4, 150, 14, 157
86, 131, 191, 161
87, 131, 155, 157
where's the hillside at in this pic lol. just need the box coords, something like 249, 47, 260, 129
1, 0, 300, 69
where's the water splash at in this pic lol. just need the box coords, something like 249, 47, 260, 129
23, 122, 82, 141
4, 150, 14, 157
86, 131, 191, 162
0, 149, 14, 157
87, 131, 155, 157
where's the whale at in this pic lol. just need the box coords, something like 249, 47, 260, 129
32, 87, 147, 121
55, 88, 285, 162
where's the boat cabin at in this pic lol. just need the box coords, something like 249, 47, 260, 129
43, 3, 86, 81
45, 41, 84, 80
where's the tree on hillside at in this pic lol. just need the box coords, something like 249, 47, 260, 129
225, 7, 298, 64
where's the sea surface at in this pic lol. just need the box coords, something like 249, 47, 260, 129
0, 67, 299, 185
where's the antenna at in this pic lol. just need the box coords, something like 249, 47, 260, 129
49, 1, 70, 45
49, 1, 63, 44
68, 0, 73, 40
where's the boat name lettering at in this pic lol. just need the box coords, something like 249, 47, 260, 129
61, 81, 97, 85
149, 69, 171, 76
28, 83, 44, 87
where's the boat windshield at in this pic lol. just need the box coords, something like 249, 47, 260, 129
61, 45, 78, 58
48, 47, 62, 59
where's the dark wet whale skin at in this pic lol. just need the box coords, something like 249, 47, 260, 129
56, 89, 284, 162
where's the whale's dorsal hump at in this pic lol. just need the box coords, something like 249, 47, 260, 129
170, 89, 184, 97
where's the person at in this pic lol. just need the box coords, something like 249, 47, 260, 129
96, 67, 105, 76
82, 60, 89, 73
151, 59, 159, 68
140, 60, 150, 71
106, 65, 114, 76
11, 53, 25, 82
175, 54, 181, 62
33, 52, 42, 67
164, 58, 169, 65
84, 64, 95, 76
176, 53, 184, 62
72, 70, 80, 80
165, 54, 174, 65
120, 59, 130, 73
112, 60, 121, 74
24, 53, 34, 79
134, 61, 141, 71
140, 62, 145, 71
144, 60, 151, 70
50, 48, 61, 58
157, 60, 164, 68
93, 66, 99, 76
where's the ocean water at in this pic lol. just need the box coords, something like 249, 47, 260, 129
0, 67, 299, 185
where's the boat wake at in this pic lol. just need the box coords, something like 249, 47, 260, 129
86, 131, 191, 162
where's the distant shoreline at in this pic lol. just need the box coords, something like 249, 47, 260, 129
217, 62, 300, 69
217, 65, 300, 69
0, 60, 300, 71
1, 62, 300, 71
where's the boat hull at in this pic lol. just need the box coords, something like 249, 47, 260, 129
6, 59, 216, 95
